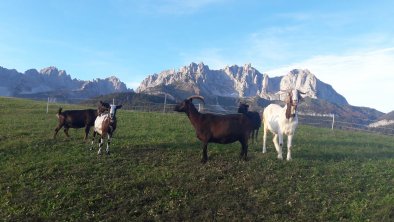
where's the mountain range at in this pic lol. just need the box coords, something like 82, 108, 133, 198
137, 62, 348, 106
136, 62, 391, 129
0, 66, 131, 100
1, 63, 392, 131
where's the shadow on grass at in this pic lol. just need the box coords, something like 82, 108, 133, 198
297, 151, 394, 161
119, 141, 256, 164
296, 139, 394, 161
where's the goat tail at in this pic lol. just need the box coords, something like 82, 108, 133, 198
56, 107, 63, 118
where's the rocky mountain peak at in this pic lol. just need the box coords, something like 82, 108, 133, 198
280, 69, 317, 98
40, 66, 60, 76
105, 76, 128, 91
180, 62, 209, 75
0, 66, 130, 98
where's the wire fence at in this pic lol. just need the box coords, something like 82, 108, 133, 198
42, 96, 394, 136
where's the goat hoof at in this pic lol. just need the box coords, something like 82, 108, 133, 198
201, 159, 207, 164
106, 151, 110, 155
277, 155, 283, 160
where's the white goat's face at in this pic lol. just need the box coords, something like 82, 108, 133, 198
288, 89, 299, 117
291, 89, 299, 106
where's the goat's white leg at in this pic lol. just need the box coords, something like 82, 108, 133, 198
262, 126, 267, 153
273, 134, 283, 160
286, 135, 293, 161
106, 134, 111, 155
97, 138, 103, 155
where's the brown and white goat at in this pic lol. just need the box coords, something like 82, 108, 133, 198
91, 102, 122, 155
53, 101, 110, 140
262, 89, 304, 160
237, 103, 262, 144
174, 95, 254, 163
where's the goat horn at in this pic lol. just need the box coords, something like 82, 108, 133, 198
298, 90, 307, 95
276, 90, 288, 95
187, 95, 205, 103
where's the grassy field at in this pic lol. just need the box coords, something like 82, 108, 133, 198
0, 97, 393, 221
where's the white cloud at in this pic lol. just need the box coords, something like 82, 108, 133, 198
266, 48, 394, 113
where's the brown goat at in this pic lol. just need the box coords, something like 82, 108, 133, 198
53, 101, 110, 140
174, 95, 254, 163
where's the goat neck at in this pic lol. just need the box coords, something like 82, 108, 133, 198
285, 103, 298, 120
175, 99, 202, 130
186, 102, 202, 127
285, 93, 298, 119
285, 103, 292, 119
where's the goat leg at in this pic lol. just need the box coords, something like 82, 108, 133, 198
90, 131, 97, 151
64, 127, 70, 138
254, 130, 259, 145
244, 144, 248, 161
53, 125, 62, 139
262, 126, 267, 153
97, 137, 103, 155
273, 134, 283, 160
106, 134, 111, 155
84, 126, 91, 140
286, 135, 293, 161
201, 143, 208, 163
240, 138, 248, 161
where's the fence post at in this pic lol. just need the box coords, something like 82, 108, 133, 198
163, 93, 167, 113
331, 114, 335, 131
46, 97, 49, 114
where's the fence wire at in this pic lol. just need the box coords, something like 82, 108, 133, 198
42, 97, 394, 136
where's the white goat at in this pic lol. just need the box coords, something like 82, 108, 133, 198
91, 103, 122, 155
262, 89, 303, 160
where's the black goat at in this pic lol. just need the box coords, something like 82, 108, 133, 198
237, 103, 262, 144
174, 95, 254, 163
53, 101, 110, 140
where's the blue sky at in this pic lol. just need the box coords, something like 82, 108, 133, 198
1, 0, 394, 112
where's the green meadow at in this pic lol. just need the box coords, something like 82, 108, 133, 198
0, 97, 393, 221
